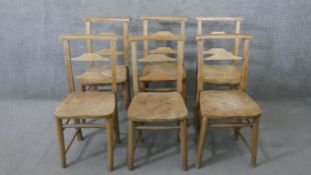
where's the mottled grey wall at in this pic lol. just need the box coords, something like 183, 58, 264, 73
1, 0, 311, 100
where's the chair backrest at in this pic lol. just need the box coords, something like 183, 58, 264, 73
129, 33, 185, 95
83, 17, 130, 67
140, 16, 187, 57
196, 34, 252, 92
59, 34, 119, 93
196, 17, 242, 65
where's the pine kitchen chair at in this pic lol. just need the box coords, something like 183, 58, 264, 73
195, 34, 262, 168
139, 16, 187, 99
127, 33, 188, 170
55, 34, 120, 171
194, 16, 243, 130
75, 17, 131, 108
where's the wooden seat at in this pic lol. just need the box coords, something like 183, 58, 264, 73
203, 65, 241, 85
55, 92, 115, 119
81, 17, 131, 108
128, 92, 187, 122
140, 63, 186, 82
127, 33, 188, 170
76, 65, 127, 85
55, 34, 120, 171
195, 34, 263, 169
200, 90, 261, 118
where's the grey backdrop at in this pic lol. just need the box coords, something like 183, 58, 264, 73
1, 0, 311, 100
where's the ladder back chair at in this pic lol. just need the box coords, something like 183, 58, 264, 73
55, 34, 120, 171
139, 16, 187, 99
194, 17, 244, 131
195, 34, 262, 168
196, 16, 243, 89
75, 17, 131, 108
127, 34, 188, 170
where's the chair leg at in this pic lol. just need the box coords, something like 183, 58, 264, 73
128, 120, 136, 170
180, 120, 188, 171
251, 118, 260, 167
113, 106, 121, 144
123, 81, 130, 109
106, 117, 114, 171
74, 119, 83, 141
234, 119, 242, 140
55, 118, 66, 168
195, 117, 208, 169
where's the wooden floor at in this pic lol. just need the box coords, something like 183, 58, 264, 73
1, 98, 311, 175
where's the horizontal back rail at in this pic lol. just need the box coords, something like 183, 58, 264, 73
141, 16, 187, 21
84, 17, 130, 22
196, 34, 252, 40
196, 16, 242, 21
60, 34, 118, 41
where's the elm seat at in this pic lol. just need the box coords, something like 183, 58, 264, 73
200, 90, 262, 119
76, 65, 127, 85
128, 92, 188, 122
54, 91, 115, 119
140, 63, 186, 82
203, 65, 241, 85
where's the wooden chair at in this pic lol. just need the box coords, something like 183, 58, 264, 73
127, 34, 188, 170
194, 17, 243, 130
139, 16, 187, 99
75, 17, 131, 108
55, 34, 120, 171
195, 34, 262, 168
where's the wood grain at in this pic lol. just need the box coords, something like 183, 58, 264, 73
200, 90, 262, 119
54, 92, 115, 119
